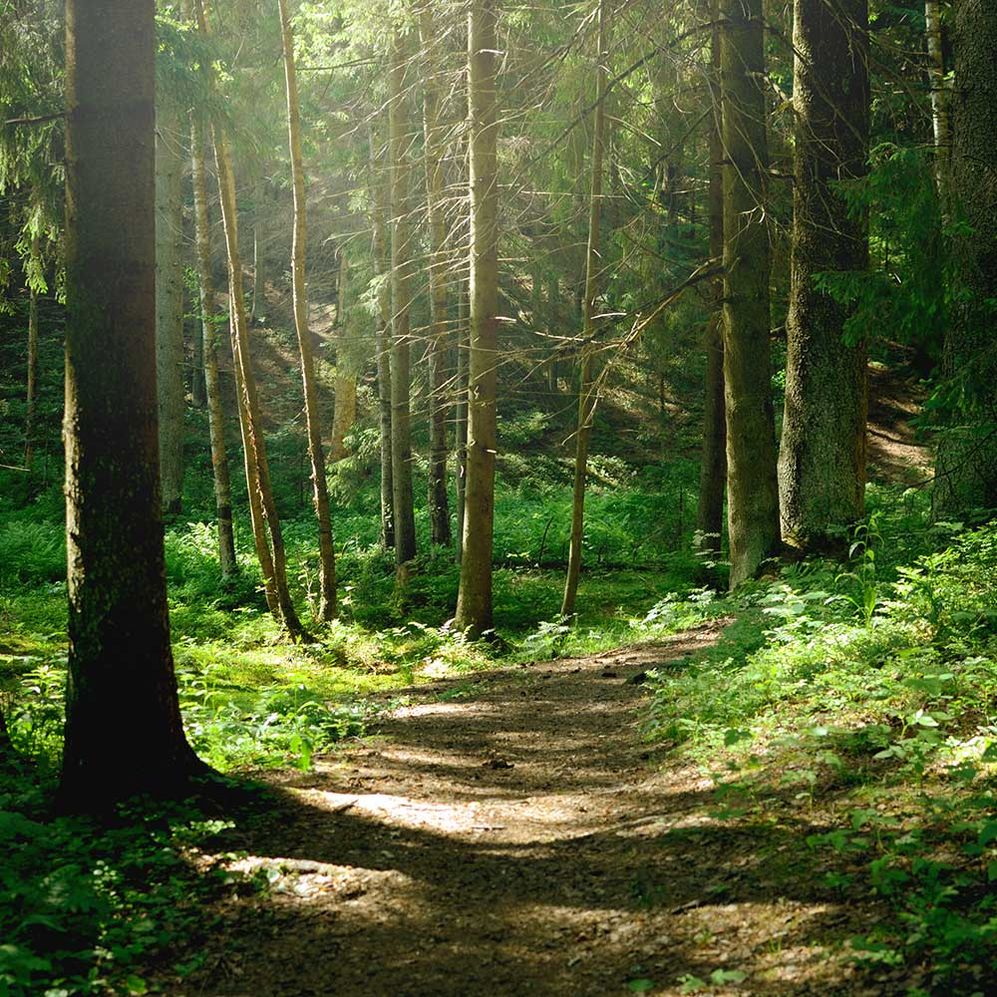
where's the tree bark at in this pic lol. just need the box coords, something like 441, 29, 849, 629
155, 101, 186, 517
370, 127, 395, 550
190, 112, 238, 580
778, 0, 869, 550
278, 0, 337, 621
455, 280, 469, 565
388, 29, 417, 567
925, 0, 951, 200
720, 0, 780, 587
421, 5, 453, 548
195, 0, 306, 638
455, 0, 500, 635
696, 0, 726, 556
561, 0, 610, 618
935, 0, 997, 510
23, 234, 40, 471
60, 0, 204, 810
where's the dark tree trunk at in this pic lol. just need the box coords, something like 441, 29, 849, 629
370, 133, 395, 550
421, 6, 453, 548
720, 0, 781, 587
155, 101, 186, 517
935, 0, 997, 510
696, 0, 726, 557
778, 0, 869, 550
23, 235, 40, 471
388, 30, 418, 567
60, 0, 204, 811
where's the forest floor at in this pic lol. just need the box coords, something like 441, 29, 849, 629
164, 624, 916, 997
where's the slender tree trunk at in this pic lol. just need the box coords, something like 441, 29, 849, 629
60, 0, 205, 810
23, 234, 40, 470
455, 281, 469, 564
925, 0, 951, 199
778, 0, 869, 550
697, 0, 726, 555
155, 102, 186, 517
278, 0, 336, 621
420, 6, 453, 548
190, 113, 238, 579
388, 29, 417, 566
195, 0, 306, 638
191, 313, 206, 407
935, 0, 997, 510
370, 129, 395, 549
250, 224, 261, 322
455, 0, 500, 635
329, 250, 357, 461
720, 0, 780, 588
562, 0, 610, 618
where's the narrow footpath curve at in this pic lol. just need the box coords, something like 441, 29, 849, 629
177, 626, 906, 996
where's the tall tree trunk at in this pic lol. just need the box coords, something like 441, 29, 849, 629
925, 0, 951, 200
23, 233, 40, 470
697, 0, 726, 557
720, 0, 780, 588
421, 5, 453, 548
278, 0, 336, 621
370, 128, 395, 550
155, 102, 186, 517
455, 0, 500, 635
190, 112, 238, 579
561, 0, 610, 618
778, 0, 869, 550
455, 280, 469, 564
190, 312, 207, 408
935, 0, 997, 510
388, 29, 417, 567
195, 0, 306, 638
329, 250, 357, 461
60, 0, 205, 810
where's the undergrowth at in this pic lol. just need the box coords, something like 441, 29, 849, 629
643, 506, 997, 992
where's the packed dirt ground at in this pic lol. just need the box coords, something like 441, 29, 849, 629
162, 625, 919, 996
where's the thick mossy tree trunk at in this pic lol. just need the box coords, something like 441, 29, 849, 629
561, 0, 610, 619
60, 0, 205, 811
155, 101, 186, 517
278, 0, 336, 621
455, 0, 500, 635
778, 0, 869, 550
190, 113, 238, 580
720, 0, 780, 588
388, 30, 417, 567
370, 128, 395, 550
696, 0, 726, 557
420, 5, 453, 548
195, 0, 305, 638
935, 0, 997, 510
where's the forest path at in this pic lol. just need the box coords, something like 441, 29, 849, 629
181, 626, 897, 996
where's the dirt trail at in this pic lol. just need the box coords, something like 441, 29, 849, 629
177, 627, 902, 996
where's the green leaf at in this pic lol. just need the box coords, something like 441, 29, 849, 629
710, 968, 748, 984
628, 979, 656, 993
125, 977, 148, 995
